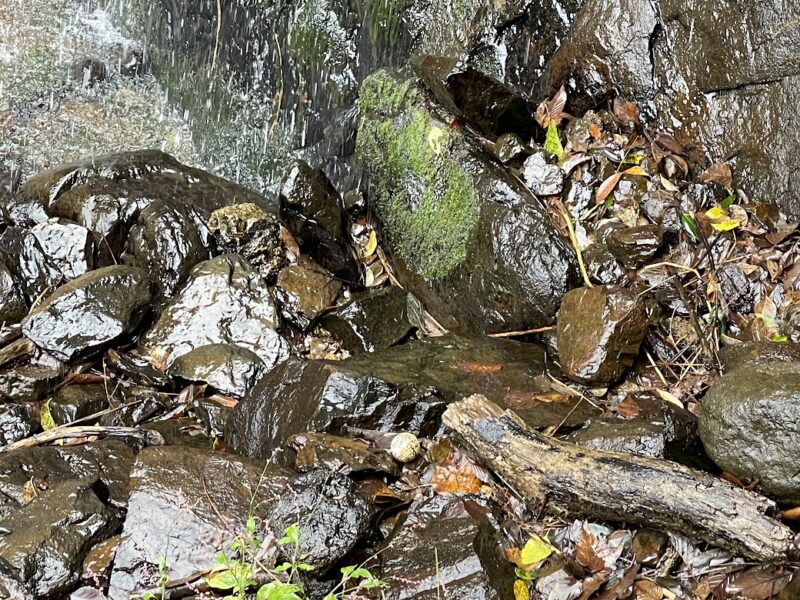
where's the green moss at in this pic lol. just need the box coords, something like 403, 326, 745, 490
358, 70, 414, 116
357, 82, 478, 281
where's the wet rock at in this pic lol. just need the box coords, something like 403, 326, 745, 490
357, 71, 578, 334
0, 262, 27, 326
699, 361, 800, 504
0, 225, 61, 303
168, 344, 266, 399
0, 478, 117, 598
641, 191, 681, 234
381, 495, 514, 600
274, 261, 342, 330
81, 535, 120, 589
717, 265, 756, 314
192, 398, 231, 438
22, 266, 152, 362
48, 384, 109, 427
412, 54, 537, 139
719, 341, 800, 372
123, 198, 213, 300
70, 57, 107, 87
0, 367, 61, 402
108, 447, 370, 598
0, 558, 31, 600
270, 469, 373, 571
228, 335, 596, 459
318, 286, 414, 353
104, 350, 172, 388
208, 203, 283, 283
289, 432, 400, 476
143, 419, 211, 449
493, 133, 530, 165
0, 442, 135, 519
279, 160, 359, 281
0, 404, 39, 446
566, 420, 668, 459
583, 242, 626, 286
522, 152, 564, 197
141, 254, 289, 369
97, 386, 170, 428
607, 225, 663, 268
557, 286, 647, 384
30, 219, 96, 280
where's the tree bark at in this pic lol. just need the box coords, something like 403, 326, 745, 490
442, 394, 797, 562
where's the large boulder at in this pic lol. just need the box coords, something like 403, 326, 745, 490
356, 71, 579, 334
21, 266, 152, 362
699, 359, 800, 504
227, 335, 597, 459
141, 254, 289, 369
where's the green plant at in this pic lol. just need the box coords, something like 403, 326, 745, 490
142, 554, 169, 600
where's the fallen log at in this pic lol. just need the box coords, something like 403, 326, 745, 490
442, 394, 797, 562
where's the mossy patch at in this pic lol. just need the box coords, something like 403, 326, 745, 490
357, 73, 478, 281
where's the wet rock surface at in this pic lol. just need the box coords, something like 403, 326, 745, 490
22, 266, 151, 362
699, 360, 800, 504
0, 404, 40, 447
557, 286, 647, 384
167, 343, 266, 399
381, 495, 514, 600
357, 71, 579, 334
30, 219, 96, 281
141, 254, 289, 369
274, 261, 342, 330
289, 432, 400, 476
0, 367, 61, 403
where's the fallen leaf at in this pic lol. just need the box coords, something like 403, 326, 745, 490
613, 97, 640, 124
655, 389, 683, 408
364, 230, 378, 257
576, 529, 605, 573
596, 564, 638, 600
781, 506, 800, 520
588, 123, 602, 139
22, 478, 40, 504
507, 534, 555, 570
40, 399, 56, 431
611, 395, 641, 420
536, 568, 582, 600
634, 580, 664, 600
698, 163, 732, 188
596, 167, 646, 205
514, 579, 531, 600
654, 133, 684, 155
544, 121, 564, 160
431, 453, 485, 495
660, 176, 679, 192
458, 361, 503, 373
725, 567, 793, 600
536, 85, 567, 129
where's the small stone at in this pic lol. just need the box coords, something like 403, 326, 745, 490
390, 432, 421, 463
557, 286, 647, 384
494, 133, 530, 164
274, 261, 342, 330
522, 152, 564, 196
607, 225, 663, 268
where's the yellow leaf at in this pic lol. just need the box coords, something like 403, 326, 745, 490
655, 389, 683, 408
427, 126, 447, 154
365, 230, 378, 257
711, 218, 740, 232
518, 534, 554, 568
22, 479, 39, 504
705, 205, 725, 220
41, 399, 56, 431
514, 579, 530, 600
623, 166, 647, 176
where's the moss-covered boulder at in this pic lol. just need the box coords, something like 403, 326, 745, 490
356, 70, 578, 334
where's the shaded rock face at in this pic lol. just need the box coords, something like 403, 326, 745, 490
0, 367, 61, 403
539, 0, 800, 215
141, 254, 289, 369
0, 261, 28, 325
107, 447, 371, 598
279, 160, 359, 282
0, 404, 39, 447
167, 343, 266, 399
274, 261, 342, 330
381, 495, 514, 600
48, 384, 109, 427
0, 225, 62, 306
0, 479, 117, 598
227, 335, 596, 459
557, 286, 647, 384
289, 432, 400, 477
699, 361, 800, 504
319, 286, 414, 353
357, 71, 579, 335
30, 219, 96, 281
21, 266, 152, 362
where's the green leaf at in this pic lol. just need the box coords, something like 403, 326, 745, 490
361, 577, 386, 590
40, 399, 56, 431
721, 193, 737, 209
350, 568, 372, 579
771, 332, 788, 343
543, 122, 564, 161
279, 523, 299, 546
519, 534, 554, 567
256, 581, 303, 600
340, 565, 356, 577
296, 563, 315, 572
681, 213, 699, 241
274, 563, 293, 573
246, 516, 256, 535
205, 569, 238, 590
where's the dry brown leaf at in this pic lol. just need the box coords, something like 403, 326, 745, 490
613, 97, 640, 125
596, 565, 639, 600
536, 85, 567, 129
612, 395, 641, 420
725, 567, 793, 599
698, 163, 733, 188
458, 361, 503, 373
576, 529, 605, 573
596, 167, 647, 205
431, 454, 485, 494
781, 506, 800, 520
634, 580, 663, 600
654, 132, 684, 155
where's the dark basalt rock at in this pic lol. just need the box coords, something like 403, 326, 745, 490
48, 384, 109, 427
319, 286, 414, 353
141, 254, 289, 369
107, 447, 371, 598
0, 478, 117, 599
0, 404, 40, 447
522, 152, 564, 197
719, 341, 800, 371
30, 219, 96, 281
380, 494, 514, 600
607, 225, 663, 269
104, 349, 172, 388
168, 344, 266, 399
274, 261, 342, 330
411, 54, 537, 139
227, 335, 597, 460
289, 432, 400, 476
0, 261, 27, 326
557, 286, 647, 384
22, 266, 152, 362
123, 198, 213, 301
0, 441, 135, 520
493, 133, 530, 165
279, 160, 359, 282
0, 225, 62, 304
0, 367, 61, 403
699, 360, 800, 504
208, 203, 283, 283
357, 71, 579, 335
